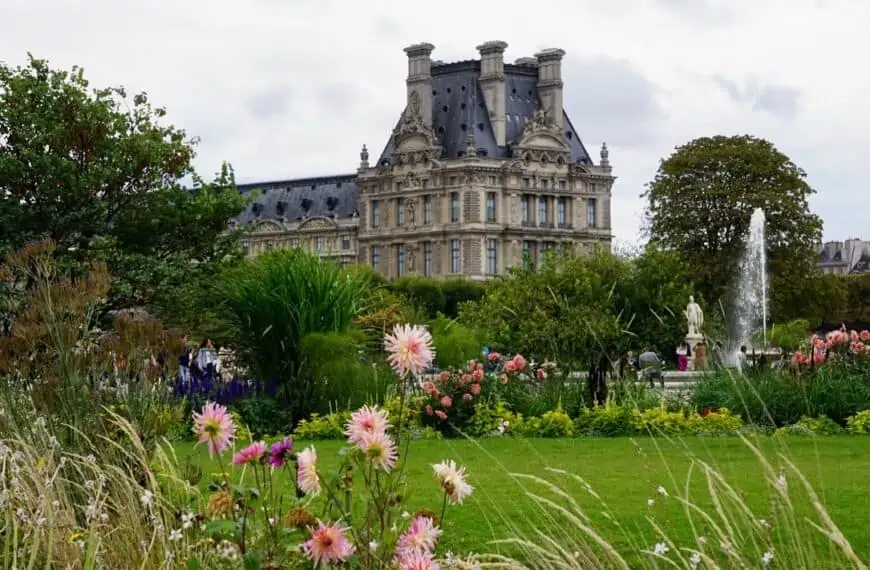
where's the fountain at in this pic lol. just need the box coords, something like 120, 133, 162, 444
732, 207, 768, 359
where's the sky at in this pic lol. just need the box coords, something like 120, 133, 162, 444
2, 0, 867, 247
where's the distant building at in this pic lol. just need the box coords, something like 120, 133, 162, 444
818, 239, 870, 275
234, 41, 616, 280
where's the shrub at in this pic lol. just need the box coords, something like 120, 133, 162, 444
467, 400, 524, 437
689, 408, 744, 436
774, 415, 844, 437
521, 405, 574, 438
232, 398, 293, 438
390, 276, 446, 317
575, 404, 640, 437
846, 410, 870, 434
441, 278, 485, 318
429, 314, 484, 369
292, 411, 351, 440
633, 407, 692, 435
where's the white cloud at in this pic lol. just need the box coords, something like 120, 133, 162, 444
2, 0, 867, 245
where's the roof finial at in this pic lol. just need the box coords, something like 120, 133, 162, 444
360, 144, 370, 169
465, 132, 477, 158
600, 142, 610, 169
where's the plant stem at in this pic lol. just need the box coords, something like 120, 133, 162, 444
439, 492, 449, 527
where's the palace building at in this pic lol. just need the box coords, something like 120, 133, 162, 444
233, 41, 616, 280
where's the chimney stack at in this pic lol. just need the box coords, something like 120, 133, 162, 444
477, 40, 508, 146
534, 48, 566, 129
404, 42, 435, 128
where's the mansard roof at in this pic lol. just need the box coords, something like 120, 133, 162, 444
818, 239, 870, 274
378, 60, 593, 165
234, 174, 358, 226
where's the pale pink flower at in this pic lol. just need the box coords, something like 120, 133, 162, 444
460, 373, 472, 384
303, 521, 355, 566
297, 446, 321, 496
503, 360, 516, 372
385, 324, 435, 377
860, 330, 870, 342
472, 368, 483, 381
536, 369, 546, 382
435, 410, 447, 421
471, 383, 481, 395
440, 395, 452, 409
397, 516, 442, 555
463, 393, 473, 402
421, 381, 438, 397
345, 405, 390, 445
425, 405, 434, 416
438, 371, 449, 382
192, 402, 237, 457
433, 459, 473, 504
398, 550, 441, 570
487, 351, 501, 361
511, 354, 527, 371
232, 441, 267, 465
358, 430, 398, 472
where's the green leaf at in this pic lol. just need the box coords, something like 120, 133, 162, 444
242, 552, 262, 570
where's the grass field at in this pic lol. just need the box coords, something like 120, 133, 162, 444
173, 436, 870, 566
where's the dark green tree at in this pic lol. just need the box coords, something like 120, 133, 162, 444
0, 55, 246, 312
642, 135, 823, 323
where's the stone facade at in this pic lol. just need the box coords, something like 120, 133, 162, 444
819, 239, 870, 275
234, 41, 616, 280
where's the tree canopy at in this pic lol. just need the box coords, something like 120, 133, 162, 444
0, 55, 246, 311
642, 135, 823, 322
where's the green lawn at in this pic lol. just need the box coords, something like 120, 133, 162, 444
173, 436, 870, 566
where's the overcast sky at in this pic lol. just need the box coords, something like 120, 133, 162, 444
3, 0, 867, 246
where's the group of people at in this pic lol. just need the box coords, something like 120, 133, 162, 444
621, 341, 752, 389
177, 336, 222, 384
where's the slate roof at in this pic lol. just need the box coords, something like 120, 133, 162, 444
234, 174, 358, 226
818, 240, 870, 274
378, 60, 593, 165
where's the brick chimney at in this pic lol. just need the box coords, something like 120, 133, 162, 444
403, 42, 435, 128
477, 40, 508, 146
534, 48, 566, 129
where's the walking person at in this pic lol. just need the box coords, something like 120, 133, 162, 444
638, 348, 662, 389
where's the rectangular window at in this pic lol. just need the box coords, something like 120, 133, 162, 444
559, 179, 567, 190
423, 195, 432, 224
396, 244, 405, 277
587, 198, 597, 228
486, 192, 497, 222
396, 198, 405, 227
341, 235, 351, 250
423, 242, 433, 277
538, 197, 548, 224
422, 179, 429, 189
589, 182, 597, 193
541, 179, 548, 189
486, 239, 497, 274
450, 192, 460, 222
315, 236, 325, 252
521, 195, 530, 224
557, 197, 566, 226
488, 175, 497, 186
396, 182, 403, 191
371, 246, 380, 268
449, 176, 457, 186
450, 239, 460, 273
523, 178, 530, 188
371, 200, 380, 228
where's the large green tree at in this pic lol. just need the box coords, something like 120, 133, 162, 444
0, 55, 246, 311
642, 135, 823, 322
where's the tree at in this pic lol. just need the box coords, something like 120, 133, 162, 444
642, 135, 823, 323
0, 55, 246, 312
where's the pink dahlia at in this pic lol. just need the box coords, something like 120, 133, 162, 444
358, 430, 398, 472
433, 459, 473, 504
397, 515, 442, 555
269, 437, 293, 468
440, 395, 452, 409
232, 441, 267, 465
438, 371, 450, 382
435, 410, 447, 421
192, 402, 236, 458
487, 351, 500, 361
297, 446, 321, 496
345, 405, 390, 445
503, 360, 516, 372
472, 368, 483, 381
861, 330, 870, 342
425, 405, 434, 416
421, 381, 438, 397
471, 383, 481, 395
397, 549, 441, 570
511, 354, 527, 371
303, 521, 355, 566
385, 324, 435, 378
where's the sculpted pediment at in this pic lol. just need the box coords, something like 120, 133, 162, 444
516, 132, 569, 150
250, 220, 285, 234
298, 216, 337, 231
395, 133, 431, 153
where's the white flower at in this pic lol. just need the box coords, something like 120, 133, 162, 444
169, 529, 183, 542
647, 498, 655, 507
653, 542, 669, 556
140, 490, 153, 507
75, 539, 86, 551
401, 511, 411, 519
775, 474, 787, 491
657, 485, 668, 497
369, 541, 380, 552
762, 549, 774, 566
432, 459, 474, 504
85, 454, 96, 464
698, 535, 707, 545
758, 518, 769, 528
689, 552, 701, 569
36, 516, 47, 527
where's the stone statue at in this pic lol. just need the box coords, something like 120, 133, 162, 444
408, 250, 416, 272
685, 295, 704, 336
406, 199, 416, 227
408, 90, 421, 117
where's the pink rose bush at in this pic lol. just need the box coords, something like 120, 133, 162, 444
184, 323, 472, 567
791, 326, 870, 369
419, 352, 530, 435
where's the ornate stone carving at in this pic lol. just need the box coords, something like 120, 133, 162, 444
509, 193, 518, 225
299, 217, 335, 230
408, 90, 421, 117
405, 198, 417, 228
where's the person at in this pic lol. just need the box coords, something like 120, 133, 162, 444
638, 348, 662, 389
713, 341, 726, 369
677, 342, 691, 372
694, 342, 708, 371
736, 345, 748, 373
587, 353, 609, 406
197, 339, 217, 378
